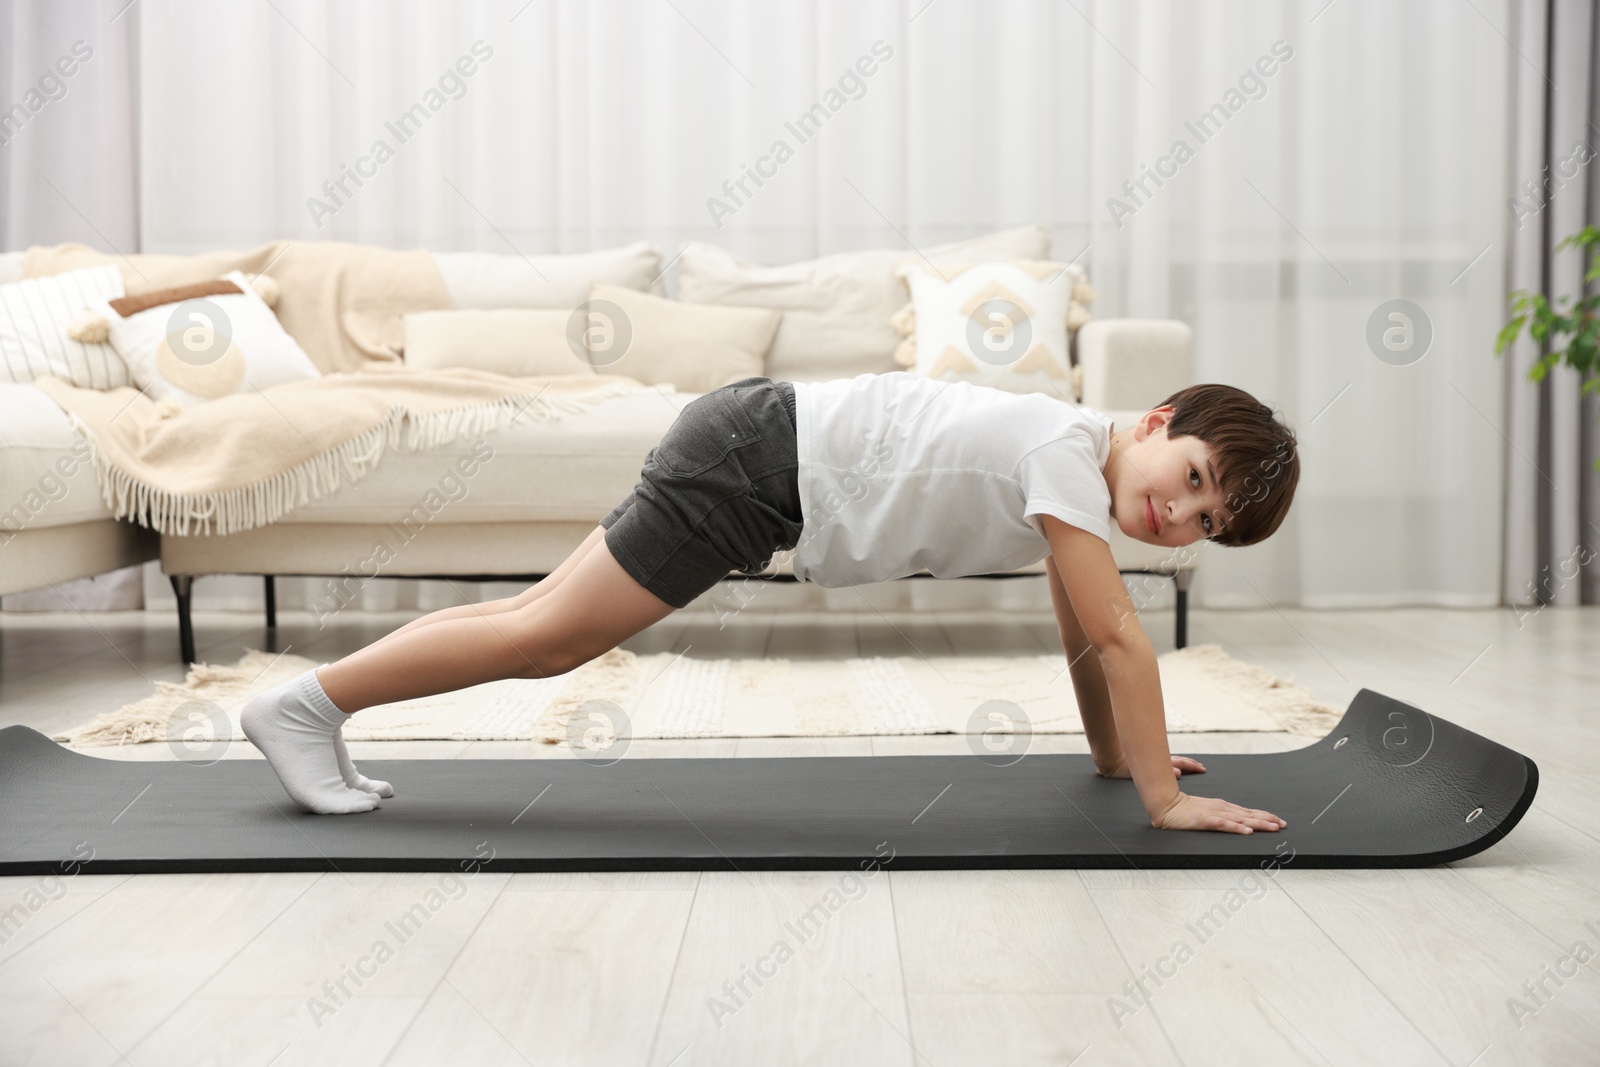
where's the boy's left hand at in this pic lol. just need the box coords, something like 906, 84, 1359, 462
1098, 754, 1206, 779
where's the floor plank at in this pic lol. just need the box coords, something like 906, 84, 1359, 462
893, 869, 1126, 995
1090, 884, 1448, 1066
764, 613, 859, 660
1275, 867, 1600, 1066
134, 996, 425, 1067
385, 872, 697, 1067
907, 992, 1181, 1067
0, 872, 133, 968
0, 873, 327, 1062
650, 870, 912, 1066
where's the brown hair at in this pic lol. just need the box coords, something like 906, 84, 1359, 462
1157, 383, 1300, 547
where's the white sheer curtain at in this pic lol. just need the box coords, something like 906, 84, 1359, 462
0, 0, 143, 612
12, 0, 1516, 613
1079, 4, 1510, 609
0, 0, 139, 253
134, 0, 1065, 257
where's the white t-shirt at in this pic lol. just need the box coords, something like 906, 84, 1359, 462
789, 371, 1114, 587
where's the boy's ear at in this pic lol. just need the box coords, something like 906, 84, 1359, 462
1137, 404, 1176, 439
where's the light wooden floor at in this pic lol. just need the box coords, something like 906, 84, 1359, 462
1, 597, 1596, 1066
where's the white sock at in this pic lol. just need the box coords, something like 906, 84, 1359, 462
241, 667, 379, 815
333, 725, 393, 797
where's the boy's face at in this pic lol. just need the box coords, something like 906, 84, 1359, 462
1106, 405, 1227, 547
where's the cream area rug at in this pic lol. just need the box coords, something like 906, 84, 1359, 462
55, 644, 1342, 748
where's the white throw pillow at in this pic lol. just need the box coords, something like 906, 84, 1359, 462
896, 259, 1081, 385
582, 281, 779, 393
104, 271, 320, 407
432, 241, 666, 310
676, 224, 1050, 383
0, 265, 128, 388
402, 309, 595, 377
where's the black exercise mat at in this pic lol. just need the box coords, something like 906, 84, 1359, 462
0, 688, 1535, 874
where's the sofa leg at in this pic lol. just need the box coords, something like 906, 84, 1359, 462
170, 575, 196, 665
1173, 569, 1193, 650
264, 575, 277, 631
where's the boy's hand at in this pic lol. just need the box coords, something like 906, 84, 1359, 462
1150, 792, 1287, 835
1098, 754, 1206, 780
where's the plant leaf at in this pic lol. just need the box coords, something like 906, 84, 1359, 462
1495, 316, 1527, 354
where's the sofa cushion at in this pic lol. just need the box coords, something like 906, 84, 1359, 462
676, 224, 1050, 383
0, 266, 129, 389
402, 309, 594, 377
102, 271, 321, 407
431, 241, 666, 310
583, 282, 779, 393
896, 259, 1078, 383
0, 383, 114, 533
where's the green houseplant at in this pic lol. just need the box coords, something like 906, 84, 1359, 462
1496, 226, 1600, 472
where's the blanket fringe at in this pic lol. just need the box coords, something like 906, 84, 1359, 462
65, 380, 652, 537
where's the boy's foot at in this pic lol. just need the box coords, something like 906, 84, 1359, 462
333, 725, 394, 797
241, 668, 379, 815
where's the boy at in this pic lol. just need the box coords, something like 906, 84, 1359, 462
244, 371, 1299, 834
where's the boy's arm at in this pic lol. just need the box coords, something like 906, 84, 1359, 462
1043, 554, 1124, 774
1045, 554, 1204, 781
1039, 515, 1287, 835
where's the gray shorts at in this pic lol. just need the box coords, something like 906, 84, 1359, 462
600, 376, 802, 609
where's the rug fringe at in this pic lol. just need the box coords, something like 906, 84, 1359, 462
53, 648, 317, 746
1167, 643, 1343, 736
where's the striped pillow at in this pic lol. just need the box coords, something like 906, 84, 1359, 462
0, 266, 129, 389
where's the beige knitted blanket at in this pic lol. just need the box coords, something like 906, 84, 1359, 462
32, 367, 653, 536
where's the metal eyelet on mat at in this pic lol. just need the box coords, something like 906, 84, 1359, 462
1466, 807, 1483, 823
1333, 736, 1348, 749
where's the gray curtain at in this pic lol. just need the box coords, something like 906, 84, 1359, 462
1505, 0, 1600, 609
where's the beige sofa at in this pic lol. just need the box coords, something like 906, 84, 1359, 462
0, 382, 160, 601
0, 245, 1196, 663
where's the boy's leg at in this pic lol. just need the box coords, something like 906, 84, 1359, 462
361, 525, 609, 650
319, 534, 675, 710
243, 526, 610, 812
243, 536, 677, 813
